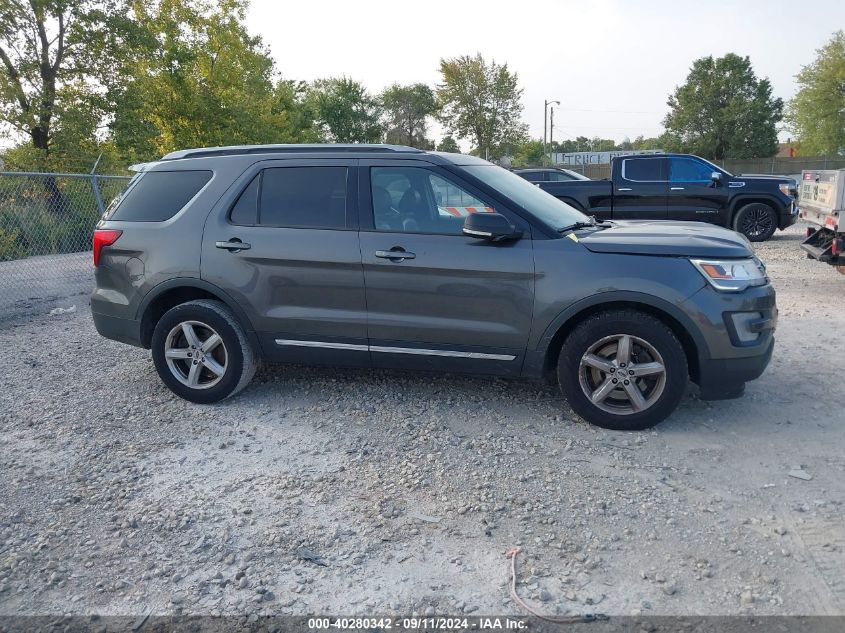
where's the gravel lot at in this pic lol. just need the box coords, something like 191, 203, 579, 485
1, 224, 844, 619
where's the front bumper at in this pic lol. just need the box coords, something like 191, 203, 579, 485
697, 336, 774, 399
681, 283, 776, 400
779, 200, 799, 230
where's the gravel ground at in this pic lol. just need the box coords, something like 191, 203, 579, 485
1, 223, 844, 619
0, 251, 91, 320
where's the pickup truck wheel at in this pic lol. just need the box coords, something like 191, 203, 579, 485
151, 299, 258, 404
733, 203, 776, 242
557, 310, 688, 431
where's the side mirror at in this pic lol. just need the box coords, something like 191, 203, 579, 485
710, 172, 722, 187
463, 212, 522, 242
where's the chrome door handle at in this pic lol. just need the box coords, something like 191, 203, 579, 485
618, 187, 632, 191
215, 239, 251, 251
670, 187, 685, 191
375, 249, 415, 261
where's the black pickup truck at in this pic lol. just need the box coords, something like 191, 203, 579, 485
531, 153, 798, 241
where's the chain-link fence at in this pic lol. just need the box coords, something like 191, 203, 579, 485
0, 171, 131, 319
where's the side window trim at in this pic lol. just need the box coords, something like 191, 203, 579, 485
621, 157, 667, 183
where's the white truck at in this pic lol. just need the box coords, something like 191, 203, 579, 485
799, 169, 845, 275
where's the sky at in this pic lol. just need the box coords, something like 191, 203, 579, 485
245, 0, 840, 148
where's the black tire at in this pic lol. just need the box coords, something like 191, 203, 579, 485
557, 310, 688, 431
733, 203, 777, 242
151, 299, 258, 404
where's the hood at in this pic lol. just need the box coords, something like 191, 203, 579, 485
731, 174, 796, 192
577, 220, 753, 258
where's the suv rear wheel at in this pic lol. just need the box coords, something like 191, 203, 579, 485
557, 310, 688, 430
733, 203, 777, 242
151, 299, 257, 403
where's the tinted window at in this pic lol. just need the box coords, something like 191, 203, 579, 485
669, 158, 714, 182
549, 170, 576, 181
259, 167, 347, 229
229, 174, 259, 225
371, 167, 493, 235
110, 170, 212, 222
519, 171, 544, 182
622, 158, 665, 181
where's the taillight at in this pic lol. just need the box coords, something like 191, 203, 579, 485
833, 238, 843, 257
93, 229, 122, 267
806, 227, 814, 238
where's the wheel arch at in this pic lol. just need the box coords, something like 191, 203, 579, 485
136, 278, 258, 351
538, 293, 705, 383
729, 195, 781, 221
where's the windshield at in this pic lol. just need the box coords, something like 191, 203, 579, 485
462, 165, 589, 231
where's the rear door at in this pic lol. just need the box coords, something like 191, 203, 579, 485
201, 159, 369, 366
666, 156, 728, 224
612, 156, 667, 220
358, 160, 535, 376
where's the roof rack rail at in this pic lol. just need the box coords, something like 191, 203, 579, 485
161, 144, 424, 161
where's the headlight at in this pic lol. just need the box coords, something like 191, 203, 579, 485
779, 182, 795, 197
690, 258, 767, 292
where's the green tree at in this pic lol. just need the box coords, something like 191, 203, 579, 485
110, 0, 291, 162
787, 31, 845, 156
436, 53, 527, 159
510, 138, 544, 167
310, 77, 383, 143
664, 53, 782, 159
0, 0, 123, 167
436, 136, 460, 153
381, 82, 437, 148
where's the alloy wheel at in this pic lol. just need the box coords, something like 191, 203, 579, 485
740, 207, 773, 239
164, 320, 228, 389
578, 334, 667, 415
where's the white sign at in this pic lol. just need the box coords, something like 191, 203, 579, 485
552, 150, 663, 166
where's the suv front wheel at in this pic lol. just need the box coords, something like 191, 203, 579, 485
558, 310, 688, 430
151, 299, 258, 404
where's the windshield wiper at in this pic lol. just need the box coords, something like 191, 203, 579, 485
559, 215, 612, 233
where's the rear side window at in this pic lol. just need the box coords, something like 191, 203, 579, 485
229, 174, 260, 225
258, 167, 347, 229
622, 158, 665, 182
110, 170, 212, 222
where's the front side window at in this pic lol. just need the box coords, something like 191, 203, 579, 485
255, 167, 347, 229
669, 158, 714, 182
371, 167, 493, 235
549, 171, 576, 182
622, 158, 665, 182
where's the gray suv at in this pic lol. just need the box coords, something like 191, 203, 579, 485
92, 144, 776, 430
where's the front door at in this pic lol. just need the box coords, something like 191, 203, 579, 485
358, 162, 535, 376
201, 159, 369, 366
666, 156, 729, 225
612, 156, 667, 221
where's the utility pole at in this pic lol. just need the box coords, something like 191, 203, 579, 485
549, 106, 555, 166
543, 99, 560, 167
